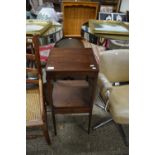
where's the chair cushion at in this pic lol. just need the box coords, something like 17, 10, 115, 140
109, 85, 129, 124
26, 88, 43, 127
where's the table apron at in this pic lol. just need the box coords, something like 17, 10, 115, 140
46, 72, 98, 80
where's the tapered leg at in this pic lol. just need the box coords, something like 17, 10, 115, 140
87, 77, 97, 135
52, 111, 57, 135
88, 112, 92, 134
46, 79, 56, 135
43, 83, 49, 105
42, 124, 51, 145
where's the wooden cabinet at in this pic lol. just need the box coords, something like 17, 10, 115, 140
62, 1, 99, 37
52, 0, 122, 12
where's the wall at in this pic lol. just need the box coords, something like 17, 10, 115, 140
120, 0, 129, 12
39, 0, 43, 5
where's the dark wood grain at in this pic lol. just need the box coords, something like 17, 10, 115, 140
46, 48, 99, 135
46, 48, 98, 75
53, 80, 90, 108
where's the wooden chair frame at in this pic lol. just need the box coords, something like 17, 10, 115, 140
26, 35, 51, 144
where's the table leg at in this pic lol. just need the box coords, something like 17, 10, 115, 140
88, 111, 92, 134
87, 77, 98, 134
47, 79, 57, 135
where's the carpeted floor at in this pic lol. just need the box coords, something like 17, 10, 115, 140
26, 96, 129, 155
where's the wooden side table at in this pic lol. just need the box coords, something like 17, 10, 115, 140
46, 48, 99, 135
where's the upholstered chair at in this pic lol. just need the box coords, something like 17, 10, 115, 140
93, 49, 129, 146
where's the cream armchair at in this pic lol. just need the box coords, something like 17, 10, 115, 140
93, 49, 129, 146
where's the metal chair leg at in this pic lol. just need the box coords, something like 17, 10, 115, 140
95, 102, 105, 110
93, 118, 113, 130
93, 94, 113, 130
95, 95, 106, 110
94, 95, 128, 146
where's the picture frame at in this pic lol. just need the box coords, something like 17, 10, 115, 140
99, 12, 113, 20
89, 20, 129, 36
26, 19, 52, 35
99, 12, 127, 22
112, 13, 127, 22
100, 5, 113, 13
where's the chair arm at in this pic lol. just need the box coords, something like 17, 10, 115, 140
98, 73, 112, 92
98, 73, 112, 111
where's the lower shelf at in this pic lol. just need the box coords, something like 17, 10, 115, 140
52, 80, 91, 110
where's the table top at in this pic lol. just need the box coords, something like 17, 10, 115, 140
46, 48, 99, 75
